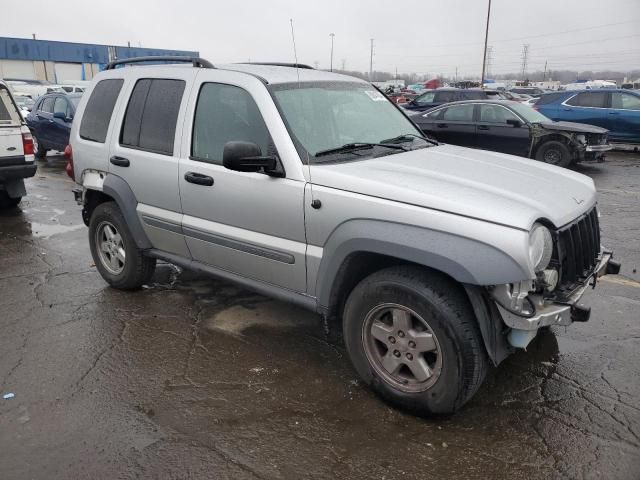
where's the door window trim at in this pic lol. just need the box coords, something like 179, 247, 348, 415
476, 104, 526, 124
561, 92, 611, 110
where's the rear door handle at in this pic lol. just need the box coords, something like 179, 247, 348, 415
110, 156, 130, 167
184, 172, 214, 186
436, 123, 448, 128
477, 125, 490, 130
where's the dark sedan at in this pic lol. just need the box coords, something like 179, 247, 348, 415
26, 93, 82, 158
402, 88, 507, 113
409, 100, 612, 167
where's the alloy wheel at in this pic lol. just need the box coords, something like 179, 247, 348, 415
95, 221, 126, 275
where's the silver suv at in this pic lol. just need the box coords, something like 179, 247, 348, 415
69, 57, 620, 415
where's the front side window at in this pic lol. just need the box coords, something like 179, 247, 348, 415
120, 78, 185, 155
611, 92, 640, 110
271, 81, 425, 162
436, 91, 456, 103
41, 97, 55, 113
53, 97, 68, 117
79, 79, 124, 143
191, 83, 272, 165
441, 104, 474, 122
566, 92, 608, 108
478, 105, 519, 123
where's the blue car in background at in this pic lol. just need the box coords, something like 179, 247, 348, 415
535, 89, 640, 144
26, 93, 82, 158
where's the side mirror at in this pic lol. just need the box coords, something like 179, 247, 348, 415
53, 111, 66, 120
222, 141, 282, 177
506, 119, 522, 128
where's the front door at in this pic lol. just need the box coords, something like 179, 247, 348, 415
610, 91, 640, 143
429, 103, 477, 147
475, 104, 531, 156
51, 96, 72, 150
179, 80, 307, 292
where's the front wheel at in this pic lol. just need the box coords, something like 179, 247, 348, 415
535, 140, 571, 167
343, 266, 488, 416
88, 201, 156, 289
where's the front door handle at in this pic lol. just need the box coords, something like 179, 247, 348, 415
184, 172, 214, 186
477, 125, 490, 130
436, 123, 449, 128
110, 156, 130, 167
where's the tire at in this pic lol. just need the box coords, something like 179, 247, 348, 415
343, 266, 488, 416
535, 140, 571, 168
32, 132, 48, 159
0, 191, 21, 209
88, 201, 156, 289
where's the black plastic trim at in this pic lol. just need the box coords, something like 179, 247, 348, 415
105, 56, 214, 70
142, 216, 182, 234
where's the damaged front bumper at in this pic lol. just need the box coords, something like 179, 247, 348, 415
490, 250, 620, 348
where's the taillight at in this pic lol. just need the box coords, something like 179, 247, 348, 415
64, 144, 75, 180
22, 131, 34, 155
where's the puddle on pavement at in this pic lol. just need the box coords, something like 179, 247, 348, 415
207, 301, 316, 335
30, 221, 85, 239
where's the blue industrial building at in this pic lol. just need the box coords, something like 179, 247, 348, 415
0, 37, 198, 83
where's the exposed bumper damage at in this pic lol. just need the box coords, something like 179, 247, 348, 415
490, 250, 620, 349
529, 123, 611, 163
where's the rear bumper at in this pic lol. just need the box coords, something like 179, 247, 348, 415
0, 164, 37, 182
491, 250, 619, 332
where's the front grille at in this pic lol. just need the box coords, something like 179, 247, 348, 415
551, 207, 601, 296
586, 132, 607, 146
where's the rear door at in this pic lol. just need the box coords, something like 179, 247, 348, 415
108, 71, 197, 258
427, 103, 477, 146
475, 104, 530, 156
178, 72, 307, 292
610, 91, 640, 143
561, 91, 611, 129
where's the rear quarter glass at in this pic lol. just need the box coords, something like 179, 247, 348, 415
79, 79, 124, 143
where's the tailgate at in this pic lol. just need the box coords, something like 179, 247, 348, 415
0, 126, 25, 159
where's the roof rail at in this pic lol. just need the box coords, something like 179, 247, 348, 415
237, 62, 314, 70
104, 56, 215, 70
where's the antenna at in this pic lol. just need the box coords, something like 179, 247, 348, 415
289, 19, 315, 205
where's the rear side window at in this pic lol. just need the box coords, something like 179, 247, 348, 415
566, 92, 608, 108
436, 91, 456, 103
463, 91, 485, 100
120, 78, 185, 155
611, 92, 640, 110
441, 104, 474, 122
79, 79, 124, 143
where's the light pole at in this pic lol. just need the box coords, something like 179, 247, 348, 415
329, 33, 335, 72
480, 0, 492, 88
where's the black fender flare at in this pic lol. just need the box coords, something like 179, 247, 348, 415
101, 174, 152, 249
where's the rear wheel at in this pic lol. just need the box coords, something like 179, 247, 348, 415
343, 266, 488, 416
89, 201, 156, 289
32, 133, 48, 159
535, 140, 571, 168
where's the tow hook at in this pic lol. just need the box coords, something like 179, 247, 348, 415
571, 304, 591, 323
606, 259, 621, 275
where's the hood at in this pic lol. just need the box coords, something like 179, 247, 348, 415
536, 120, 608, 134
310, 144, 596, 231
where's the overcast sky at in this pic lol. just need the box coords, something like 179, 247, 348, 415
3, 0, 639, 78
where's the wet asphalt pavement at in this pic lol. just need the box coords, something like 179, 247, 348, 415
1, 152, 639, 480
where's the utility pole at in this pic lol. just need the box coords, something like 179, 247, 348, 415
32, 33, 36, 40
341, 59, 346, 71
485, 46, 493, 79
480, 0, 492, 88
520, 44, 530, 82
369, 38, 374, 81
543, 60, 547, 81
455, 66, 458, 84
329, 33, 335, 72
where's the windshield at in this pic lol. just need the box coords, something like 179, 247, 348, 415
271, 81, 427, 162
509, 102, 549, 123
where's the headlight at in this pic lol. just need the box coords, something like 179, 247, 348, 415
529, 223, 553, 272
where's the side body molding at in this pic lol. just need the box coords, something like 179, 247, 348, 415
102, 174, 153, 249
314, 219, 530, 312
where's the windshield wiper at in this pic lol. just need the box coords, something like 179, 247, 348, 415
315, 142, 407, 158
381, 133, 437, 146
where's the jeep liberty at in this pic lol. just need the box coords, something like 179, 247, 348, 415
69, 57, 620, 415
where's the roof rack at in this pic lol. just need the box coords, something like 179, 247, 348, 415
237, 62, 314, 70
104, 56, 215, 70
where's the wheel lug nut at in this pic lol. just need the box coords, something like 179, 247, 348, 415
406, 353, 413, 360
398, 331, 405, 338
388, 336, 396, 344
408, 341, 416, 348
393, 350, 401, 357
